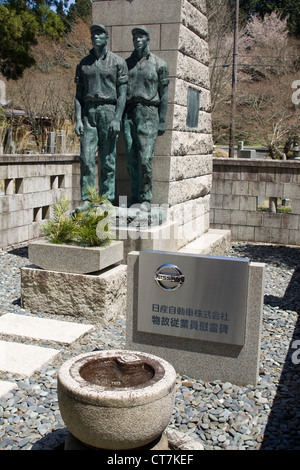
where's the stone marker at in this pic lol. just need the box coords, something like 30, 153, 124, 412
126, 250, 265, 386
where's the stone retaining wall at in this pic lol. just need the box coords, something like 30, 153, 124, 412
210, 158, 300, 246
2, 155, 299, 248
0, 155, 80, 248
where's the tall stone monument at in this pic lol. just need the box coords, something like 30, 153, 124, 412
92, 0, 230, 253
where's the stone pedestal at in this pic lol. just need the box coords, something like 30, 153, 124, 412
21, 263, 127, 323
92, 0, 228, 253
117, 220, 179, 261
21, 239, 127, 322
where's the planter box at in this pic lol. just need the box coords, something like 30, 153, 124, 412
28, 239, 124, 274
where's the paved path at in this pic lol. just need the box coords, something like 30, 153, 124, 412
0, 313, 93, 397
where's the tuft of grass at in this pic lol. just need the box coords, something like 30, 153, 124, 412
41, 187, 115, 247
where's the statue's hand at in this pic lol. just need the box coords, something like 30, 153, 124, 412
109, 120, 120, 138
158, 121, 166, 136
75, 121, 84, 137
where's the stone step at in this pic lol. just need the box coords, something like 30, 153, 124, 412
0, 380, 17, 397
0, 340, 59, 377
0, 313, 94, 344
179, 229, 231, 256
0, 314, 94, 397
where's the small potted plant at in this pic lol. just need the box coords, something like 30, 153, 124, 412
28, 187, 124, 274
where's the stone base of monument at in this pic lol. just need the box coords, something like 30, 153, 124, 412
114, 202, 231, 261
116, 220, 179, 261
179, 229, 231, 257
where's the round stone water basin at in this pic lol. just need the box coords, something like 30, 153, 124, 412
57, 350, 176, 450
79, 354, 155, 388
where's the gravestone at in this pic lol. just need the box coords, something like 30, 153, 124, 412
56, 130, 67, 154
92, 0, 230, 254
0, 80, 8, 107
46, 132, 56, 154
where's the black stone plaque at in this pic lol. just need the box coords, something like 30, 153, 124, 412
186, 87, 200, 128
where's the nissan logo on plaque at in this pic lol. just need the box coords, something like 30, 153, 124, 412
137, 250, 250, 346
154, 264, 185, 291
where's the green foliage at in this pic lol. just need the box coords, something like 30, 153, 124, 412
0, 106, 6, 122
41, 195, 78, 244
67, 0, 91, 26
41, 188, 115, 247
0, 4, 37, 79
0, 0, 65, 79
74, 186, 115, 247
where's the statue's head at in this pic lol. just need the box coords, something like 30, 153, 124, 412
132, 26, 150, 53
90, 24, 109, 48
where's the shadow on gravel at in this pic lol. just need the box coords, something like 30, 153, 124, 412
31, 427, 68, 450
7, 246, 28, 259
232, 243, 300, 450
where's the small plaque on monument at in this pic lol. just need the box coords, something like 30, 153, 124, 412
137, 251, 250, 346
186, 87, 200, 128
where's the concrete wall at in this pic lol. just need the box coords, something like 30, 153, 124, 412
0, 155, 80, 248
1, 155, 300, 248
210, 158, 300, 246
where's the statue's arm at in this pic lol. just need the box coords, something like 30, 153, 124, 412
74, 63, 84, 137
75, 86, 84, 137
109, 83, 127, 137
158, 84, 168, 136
109, 61, 128, 137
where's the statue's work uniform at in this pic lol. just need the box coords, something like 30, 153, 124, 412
123, 28, 169, 205
75, 39, 128, 203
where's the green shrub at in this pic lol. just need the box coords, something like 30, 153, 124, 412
41, 187, 115, 247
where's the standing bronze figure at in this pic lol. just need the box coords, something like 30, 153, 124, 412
123, 26, 169, 206
75, 24, 128, 206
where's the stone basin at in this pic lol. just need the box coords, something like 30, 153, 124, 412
57, 350, 177, 450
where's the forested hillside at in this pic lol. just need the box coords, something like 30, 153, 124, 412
0, 0, 299, 156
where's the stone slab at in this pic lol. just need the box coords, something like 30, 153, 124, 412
0, 314, 94, 344
28, 239, 124, 274
0, 341, 59, 377
179, 229, 231, 256
21, 264, 127, 323
0, 380, 17, 398
117, 221, 179, 261
126, 252, 265, 386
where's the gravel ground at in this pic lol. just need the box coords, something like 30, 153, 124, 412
0, 241, 299, 451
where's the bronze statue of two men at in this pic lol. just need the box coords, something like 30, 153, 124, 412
75, 24, 169, 209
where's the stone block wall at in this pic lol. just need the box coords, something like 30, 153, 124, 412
0, 155, 80, 248
210, 158, 300, 246
93, 0, 213, 249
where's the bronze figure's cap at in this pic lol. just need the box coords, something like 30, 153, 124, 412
132, 26, 149, 37
90, 24, 109, 35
